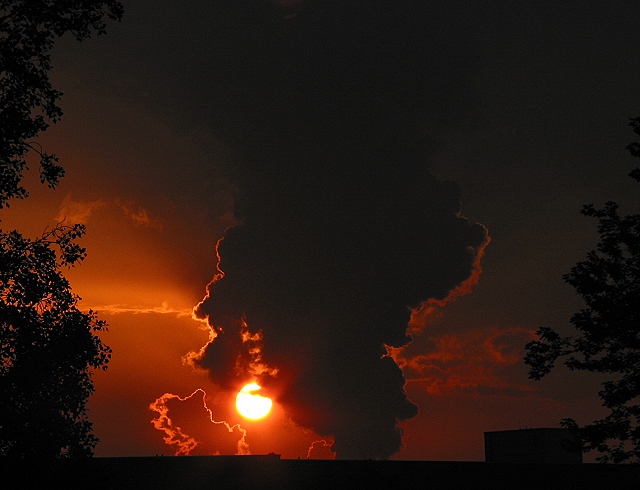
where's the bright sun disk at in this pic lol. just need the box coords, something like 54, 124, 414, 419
235, 382, 273, 420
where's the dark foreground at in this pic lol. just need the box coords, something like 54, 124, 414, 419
3, 454, 638, 489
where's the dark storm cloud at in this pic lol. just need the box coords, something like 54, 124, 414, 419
188, 1, 489, 459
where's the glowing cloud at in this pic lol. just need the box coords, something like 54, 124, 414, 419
407, 234, 491, 336
149, 389, 249, 456
188, 245, 279, 387
393, 327, 535, 396
56, 193, 105, 224
307, 439, 336, 460
116, 199, 163, 229
87, 302, 193, 317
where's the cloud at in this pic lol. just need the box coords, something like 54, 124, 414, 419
306, 439, 335, 459
175, 2, 489, 459
149, 389, 249, 456
56, 193, 105, 224
192, 188, 488, 458
56, 194, 162, 229
116, 199, 163, 229
88, 301, 193, 318
393, 327, 535, 397
182, 314, 278, 386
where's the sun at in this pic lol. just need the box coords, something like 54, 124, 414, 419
235, 383, 273, 420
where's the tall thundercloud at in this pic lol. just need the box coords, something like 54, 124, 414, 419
189, 1, 489, 459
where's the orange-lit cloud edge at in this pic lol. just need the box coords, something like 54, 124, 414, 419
141, 230, 338, 459
386, 229, 531, 395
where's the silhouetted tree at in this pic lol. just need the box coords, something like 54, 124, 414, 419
0, 0, 124, 208
525, 118, 640, 463
0, 0, 122, 457
0, 225, 111, 457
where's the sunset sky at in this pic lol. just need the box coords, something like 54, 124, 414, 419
3, 0, 640, 461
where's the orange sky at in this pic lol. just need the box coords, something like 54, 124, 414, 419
0, 168, 608, 460
3, 1, 639, 462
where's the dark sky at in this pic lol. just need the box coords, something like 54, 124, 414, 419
4, 0, 640, 460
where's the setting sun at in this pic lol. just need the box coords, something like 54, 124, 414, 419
235, 383, 273, 420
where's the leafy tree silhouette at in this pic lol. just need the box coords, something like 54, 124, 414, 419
0, 225, 111, 457
0, 1, 123, 457
525, 118, 640, 463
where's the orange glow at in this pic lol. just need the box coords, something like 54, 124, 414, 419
307, 439, 336, 459
149, 388, 249, 456
235, 383, 273, 420
391, 327, 535, 396
408, 232, 491, 335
